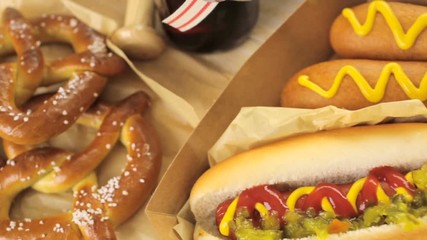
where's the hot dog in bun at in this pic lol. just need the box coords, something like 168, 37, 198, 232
190, 123, 427, 239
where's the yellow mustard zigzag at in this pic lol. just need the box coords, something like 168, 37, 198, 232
297, 62, 427, 102
342, 0, 427, 49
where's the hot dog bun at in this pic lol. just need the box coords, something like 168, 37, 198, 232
190, 123, 427, 239
280, 59, 427, 109
330, 1, 427, 60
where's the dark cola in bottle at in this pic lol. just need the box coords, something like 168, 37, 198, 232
157, 0, 259, 52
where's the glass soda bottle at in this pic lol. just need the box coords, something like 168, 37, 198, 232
157, 0, 259, 52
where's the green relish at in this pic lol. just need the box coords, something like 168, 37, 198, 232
229, 164, 427, 239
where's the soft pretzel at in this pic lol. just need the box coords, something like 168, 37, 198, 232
32, 13, 126, 85
0, 91, 162, 239
0, 8, 126, 89
0, 8, 126, 145
0, 8, 44, 106
0, 213, 83, 239
0, 147, 70, 220
32, 91, 152, 193
0, 64, 106, 145
0, 7, 160, 239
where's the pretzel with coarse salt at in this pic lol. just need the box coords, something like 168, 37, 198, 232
0, 92, 162, 239
31, 12, 126, 85
0, 8, 126, 145
32, 91, 153, 193
0, 8, 126, 101
0, 64, 106, 145
0, 8, 44, 106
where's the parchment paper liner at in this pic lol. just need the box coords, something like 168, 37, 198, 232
175, 100, 427, 239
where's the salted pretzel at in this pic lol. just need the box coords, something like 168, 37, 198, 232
31, 12, 126, 85
0, 91, 162, 239
0, 8, 126, 145
33, 91, 153, 193
0, 8, 44, 106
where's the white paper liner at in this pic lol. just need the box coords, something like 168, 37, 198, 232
208, 100, 427, 166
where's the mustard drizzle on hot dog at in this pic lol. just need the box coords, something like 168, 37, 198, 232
342, 0, 427, 50
218, 166, 417, 237
297, 63, 427, 102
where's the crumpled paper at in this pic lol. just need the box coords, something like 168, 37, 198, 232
208, 100, 427, 166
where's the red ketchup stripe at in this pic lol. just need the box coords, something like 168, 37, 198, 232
237, 185, 288, 220
302, 183, 357, 218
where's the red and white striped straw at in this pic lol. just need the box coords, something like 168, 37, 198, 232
162, 0, 219, 32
